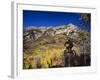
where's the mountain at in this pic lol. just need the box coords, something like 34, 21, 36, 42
23, 23, 90, 69
23, 23, 90, 54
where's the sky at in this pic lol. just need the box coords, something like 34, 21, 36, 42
23, 10, 91, 32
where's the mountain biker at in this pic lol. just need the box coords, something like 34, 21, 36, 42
63, 39, 76, 66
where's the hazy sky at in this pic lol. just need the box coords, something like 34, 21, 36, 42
23, 10, 91, 32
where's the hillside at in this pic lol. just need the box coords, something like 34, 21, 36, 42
23, 23, 91, 69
